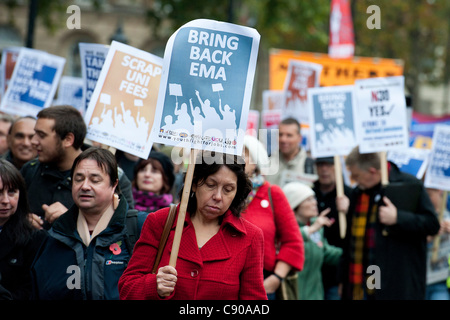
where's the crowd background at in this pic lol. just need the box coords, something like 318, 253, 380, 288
0, 107, 445, 300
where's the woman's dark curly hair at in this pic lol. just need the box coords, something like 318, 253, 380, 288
181, 151, 252, 218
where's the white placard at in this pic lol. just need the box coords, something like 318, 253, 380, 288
354, 76, 409, 153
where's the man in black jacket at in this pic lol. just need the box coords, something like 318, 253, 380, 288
20, 105, 133, 230
338, 146, 440, 300
312, 156, 352, 300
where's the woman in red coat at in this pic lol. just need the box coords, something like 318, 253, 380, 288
119, 151, 267, 300
241, 135, 305, 299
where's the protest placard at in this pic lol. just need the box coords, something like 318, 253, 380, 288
354, 76, 409, 154
354, 75, 408, 183
261, 109, 282, 129
424, 125, 450, 266
54, 76, 84, 114
149, 19, 260, 156
149, 19, 260, 268
282, 60, 322, 126
354, 76, 409, 185
79, 43, 110, 115
387, 147, 430, 179
246, 109, 259, 138
307, 85, 357, 158
0, 48, 65, 117
0, 46, 21, 97
269, 49, 404, 89
424, 125, 450, 191
262, 89, 284, 111
409, 111, 450, 149
83, 41, 163, 159
307, 84, 358, 238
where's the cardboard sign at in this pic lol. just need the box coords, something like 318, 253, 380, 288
0, 48, 65, 117
0, 46, 21, 97
354, 76, 409, 153
246, 109, 259, 137
307, 85, 357, 157
424, 125, 450, 191
269, 49, 404, 89
262, 89, 284, 111
54, 76, 84, 113
261, 109, 282, 129
150, 19, 260, 155
409, 111, 450, 149
282, 60, 322, 125
79, 43, 110, 115
387, 147, 430, 179
84, 41, 163, 159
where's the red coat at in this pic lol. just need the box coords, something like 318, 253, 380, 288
242, 181, 304, 272
119, 205, 267, 300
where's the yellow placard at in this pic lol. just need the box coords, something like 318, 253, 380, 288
269, 49, 404, 90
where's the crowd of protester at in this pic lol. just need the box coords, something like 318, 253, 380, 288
0, 108, 446, 301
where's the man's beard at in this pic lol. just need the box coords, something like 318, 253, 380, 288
42, 141, 65, 166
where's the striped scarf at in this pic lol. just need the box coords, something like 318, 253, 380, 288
349, 190, 379, 300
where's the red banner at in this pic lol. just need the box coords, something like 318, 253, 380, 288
328, 0, 355, 58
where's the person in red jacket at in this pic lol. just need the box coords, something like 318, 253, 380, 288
241, 134, 305, 300
118, 151, 267, 300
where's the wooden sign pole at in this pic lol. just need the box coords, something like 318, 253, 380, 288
431, 190, 448, 263
169, 148, 199, 267
334, 155, 346, 239
380, 151, 389, 186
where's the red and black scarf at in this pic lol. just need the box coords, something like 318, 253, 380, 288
348, 189, 379, 300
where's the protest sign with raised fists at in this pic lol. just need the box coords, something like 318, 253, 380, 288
150, 19, 260, 155
282, 60, 322, 126
307, 84, 357, 158
83, 41, 163, 159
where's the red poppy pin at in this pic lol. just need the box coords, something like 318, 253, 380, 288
109, 241, 122, 255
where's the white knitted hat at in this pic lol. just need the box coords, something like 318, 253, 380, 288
282, 182, 315, 209
243, 135, 270, 172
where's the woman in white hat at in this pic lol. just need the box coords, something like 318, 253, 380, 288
282, 181, 342, 300
242, 135, 304, 300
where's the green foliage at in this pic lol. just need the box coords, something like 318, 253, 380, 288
37, 0, 69, 32
247, 0, 330, 51
353, 0, 450, 87
145, 0, 233, 37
